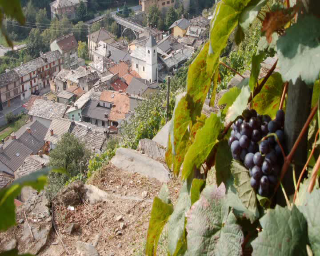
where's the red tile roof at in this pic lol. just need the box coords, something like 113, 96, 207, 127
111, 79, 128, 92
130, 70, 141, 78
99, 91, 130, 121
22, 95, 43, 111
109, 62, 129, 78
67, 86, 85, 97
56, 34, 78, 52
122, 73, 134, 85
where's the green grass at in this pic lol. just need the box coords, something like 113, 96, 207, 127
0, 114, 28, 141
0, 34, 26, 47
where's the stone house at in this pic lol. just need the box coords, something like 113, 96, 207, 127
88, 28, 115, 60
0, 70, 21, 109
169, 18, 190, 38
50, 0, 87, 20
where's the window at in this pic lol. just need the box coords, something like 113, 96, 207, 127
13, 88, 18, 96
6, 85, 8, 91
102, 121, 105, 127
148, 50, 150, 54
42, 67, 44, 72
95, 119, 98, 125
6, 92, 10, 99
53, 61, 55, 65
22, 84, 24, 92
30, 80, 33, 86
136, 64, 138, 68
21, 77, 23, 83
162, 2, 165, 5
171, 0, 174, 2
154, 49, 156, 53
143, 66, 145, 71
33, 71, 35, 75
46, 65, 48, 68
72, 114, 74, 120
14, 82, 16, 87
78, 113, 81, 116
167, 1, 170, 4
29, 74, 32, 79
34, 79, 36, 83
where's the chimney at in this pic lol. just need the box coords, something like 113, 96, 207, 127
26, 127, 31, 134
1, 139, 4, 144
0, 144, 3, 154
39, 150, 43, 158
41, 163, 45, 167
11, 133, 16, 140
50, 129, 54, 136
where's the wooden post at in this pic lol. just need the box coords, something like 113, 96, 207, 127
167, 76, 171, 122
277, 78, 313, 205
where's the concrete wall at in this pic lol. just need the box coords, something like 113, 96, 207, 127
32, 116, 52, 129
68, 109, 82, 121
172, 27, 187, 38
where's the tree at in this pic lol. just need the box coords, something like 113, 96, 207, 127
76, 1, 87, 20
165, 7, 178, 29
46, 133, 91, 201
24, 1, 37, 24
27, 28, 48, 58
36, 8, 50, 30
176, 3, 185, 19
110, 21, 118, 37
78, 41, 89, 60
123, 3, 129, 18
91, 22, 101, 33
157, 18, 165, 31
147, 5, 161, 28
74, 21, 88, 42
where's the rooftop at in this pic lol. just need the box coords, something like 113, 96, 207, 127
89, 28, 115, 44
67, 86, 85, 97
54, 34, 78, 52
99, 91, 130, 121
161, 47, 194, 70
126, 77, 159, 96
169, 18, 190, 30
28, 99, 68, 121
0, 70, 19, 88
15, 155, 49, 179
94, 42, 131, 63
57, 90, 75, 100
110, 79, 128, 92
44, 118, 72, 144
51, 0, 87, 8
109, 62, 129, 78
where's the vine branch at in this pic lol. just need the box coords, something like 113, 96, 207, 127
308, 154, 320, 193
279, 82, 289, 110
219, 61, 244, 78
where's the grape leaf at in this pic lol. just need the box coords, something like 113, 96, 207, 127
0, 167, 51, 231
215, 140, 233, 186
146, 197, 173, 255
239, 0, 268, 32
168, 183, 191, 255
186, 184, 244, 256
0, 249, 32, 256
252, 205, 308, 256
190, 179, 206, 205
158, 184, 171, 204
230, 160, 258, 216
311, 80, 320, 108
218, 87, 241, 115
252, 72, 284, 119
234, 25, 245, 45
226, 85, 251, 123
249, 52, 266, 91
257, 33, 279, 54
209, 68, 220, 107
277, 15, 320, 85
182, 113, 223, 180
298, 189, 320, 255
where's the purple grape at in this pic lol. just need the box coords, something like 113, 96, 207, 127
252, 166, 262, 180
261, 123, 269, 135
276, 109, 285, 124
231, 140, 241, 155
228, 136, 237, 146
262, 115, 271, 123
232, 153, 241, 160
253, 152, 264, 166
250, 109, 257, 117
272, 165, 281, 176
239, 135, 250, 149
252, 129, 261, 142
268, 175, 277, 186
266, 150, 277, 164
231, 130, 235, 137
258, 184, 269, 196
275, 144, 282, 157
241, 126, 252, 138
250, 177, 259, 190
235, 118, 243, 129
248, 141, 258, 153
249, 117, 259, 130
249, 168, 253, 177
242, 109, 252, 121
268, 136, 276, 147
262, 159, 272, 175
234, 132, 241, 140
259, 140, 270, 155
268, 121, 278, 133
275, 130, 284, 142
244, 153, 255, 169
260, 176, 269, 189
240, 148, 248, 161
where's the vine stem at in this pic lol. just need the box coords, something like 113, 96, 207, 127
308, 154, 320, 193
286, 0, 290, 8
279, 82, 289, 110
219, 61, 244, 78
273, 103, 318, 198
293, 129, 320, 203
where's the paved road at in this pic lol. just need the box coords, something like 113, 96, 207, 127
0, 106, 25, 127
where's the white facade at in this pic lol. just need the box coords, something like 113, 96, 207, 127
145, 43, 157, 82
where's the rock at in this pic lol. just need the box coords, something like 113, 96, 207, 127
18, 219, 25, 224
117, 243, 122, 248
111, 148, 170, 183
65, 223, 80, 235
115, 215, 123, 221
142, 191, 148, 198
55, 181, 86, 207
84, 185, 112, 204
116, 230, 123, 236
92, 233, 101, 247
137, 139, 166, 162
152, 120, 171, 149
76, 241, 99, 256
3, 239, 17, 251
120, 222, 126, 230
41, 243, 65, 256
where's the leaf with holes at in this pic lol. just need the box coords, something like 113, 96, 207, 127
239, 0, 268, 32
252, 205, 308, 256
186, 184, 244, 256
146, 197, 173, 255
231, 160, 258, 216
182, 113, 223, 180
215, 140, 233, 186
226, 85, 251, 123
168, 183, 191, 255
298, 189, 320, 255
252, 72, 284, 119
277, 15, 320, 85
249, 52, 266, 91
218, 87, 241, 115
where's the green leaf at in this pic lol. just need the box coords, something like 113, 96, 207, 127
239, 0, 268, 32
231, 160, 258, 216
186, 184, 244, 256
234, 25, 245, 45
182, 113, 223, 180
249, 52, 266, 91
226, 85, 251, 123
312, 80, 320, 108
209, 68, 220, 107
257, 33, 278, 54
277, 15, 320, 85
0, 249, 32, 256
215, 140, 233, 186
256, 194, 271, 208
298, 189, 320, 255
168, 183, 191, 255
207, 0, 253, 75
190, 179, 206, 205
158, 184, 171, 204
218, 87, 241, 115
252, 205, 308, 256
252, 72, 284, 119
0, 167, 51, 231
146, 197, 173, 256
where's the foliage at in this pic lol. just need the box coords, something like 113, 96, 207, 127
35, 8, 49, 30
78, 41, 89, 60
147, 5, 161, 28
46, 133, 91, 201
123, 3, 129, 18
26, 28, 48, 58
147, 0, 320, 255
165, 7, 178, 30
76, 1, 87, 20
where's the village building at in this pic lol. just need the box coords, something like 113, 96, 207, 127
131, 35, 158, 83
169, 18, 190, 38
50, 0, 87, 20
126, 77, 159, 97
28, 99, 68, 128
50, 34, 79, 70
0, 70, 21, 109
160, 47, 194, 72
88, 28, 115, 60
57, 90, 76, 104
140, 0, 175, 13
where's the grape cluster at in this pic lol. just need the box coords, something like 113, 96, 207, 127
229, 109, 285, 197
